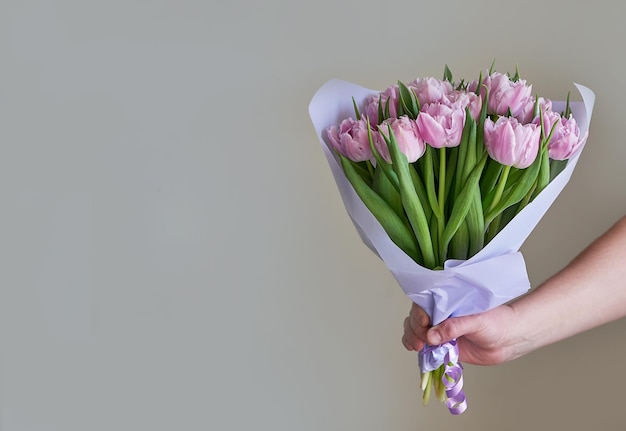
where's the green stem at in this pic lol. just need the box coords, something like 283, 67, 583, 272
424, 147, 443, 221
366, 160, 375, 179
438, 147, 446, 263
434, 365, 446, 403
488, 164, 511, 213
422, 371, 433, 406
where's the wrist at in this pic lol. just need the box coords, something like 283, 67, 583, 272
506, 297, 547, 360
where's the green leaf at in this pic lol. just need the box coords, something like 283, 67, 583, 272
423, 146, 444, 221
532, 146, 550, 199
475, 71, 483, 96
366, 118, 399, 193
384, 97, 391, 119
336, 157, 372, 187
409, 164, 432, 221
443, 64, 453, 83
467, 189, 485, 257
430, 212, 440, 264
484, 212, 502, 244
398, 81, 419, 119
549, 159, 568, 181
479, 158, 503, 200
484, 153, 542, 227
511, 64, 520, 82
339, 155, 422, 263
373, 163, 403, 218
440, 153, 488, 261
449, 220, 469, 260
410, 88, 422, 111
497, 203, 521, 231
351, 97, 361, 120
454, 122, 470, 198
385, 126, 436, 268
444, 146, 458, 209
462, 115, 477, 180
533, 94, 540, 119
476, 87, 489, 147
397, 99, 405, 117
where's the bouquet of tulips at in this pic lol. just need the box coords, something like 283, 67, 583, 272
308, 64, 594, 414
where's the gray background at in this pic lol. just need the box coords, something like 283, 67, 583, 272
1, 0, 624, 430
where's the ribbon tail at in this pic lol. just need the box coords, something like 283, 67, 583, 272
442, 353, 467, 415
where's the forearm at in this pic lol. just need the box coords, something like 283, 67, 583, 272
509, 215, 626, 355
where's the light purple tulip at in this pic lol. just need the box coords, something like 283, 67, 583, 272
364, 85, 400, 125
415, 103, 466, 149
377, 116, 425, 163
545, 115, 588, 160
484, 73, 533, 119
408, 77, 453, 106
445, 90, 482, 120
484, 116, 541, 168
325, 117, 374, 162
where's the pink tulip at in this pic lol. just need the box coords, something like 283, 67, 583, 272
515, 98, 537, 124
533, 109, 562, 136
484, 116, 541, 168
466, 69, 491, 94
484, 72, 533, 119
408, 77, 453, 106
415, 103, 466, 149
325, 117, 374, 162
515, 97, 553, 124
377, 116, 425, 163
364, 85, 400, 125
445, 90, 482, 120
546, 115, 588, 160
466, 78, 481, 94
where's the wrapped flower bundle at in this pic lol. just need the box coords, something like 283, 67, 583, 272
308, 64, 594, 414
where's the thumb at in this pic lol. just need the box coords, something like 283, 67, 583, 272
427, 315, 480, 345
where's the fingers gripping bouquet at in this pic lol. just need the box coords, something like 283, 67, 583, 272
308, 64, 594, 415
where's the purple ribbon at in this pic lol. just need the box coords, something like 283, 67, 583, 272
419, 339, 467, 415
443, 358, 467, 415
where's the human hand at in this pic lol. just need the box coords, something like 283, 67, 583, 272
402, 302, 529, 365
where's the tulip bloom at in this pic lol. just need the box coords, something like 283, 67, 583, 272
415, 103, 466, 149
533, 109, 561, 136
546, 115, 588, 160
377, 116, 425, 163
325, 117, 374, 162
408, 77, 453, 106
445, 90, 482, 120
484, 73, 533, 120
364, 84, 400, 125
484, 116, 541, 168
